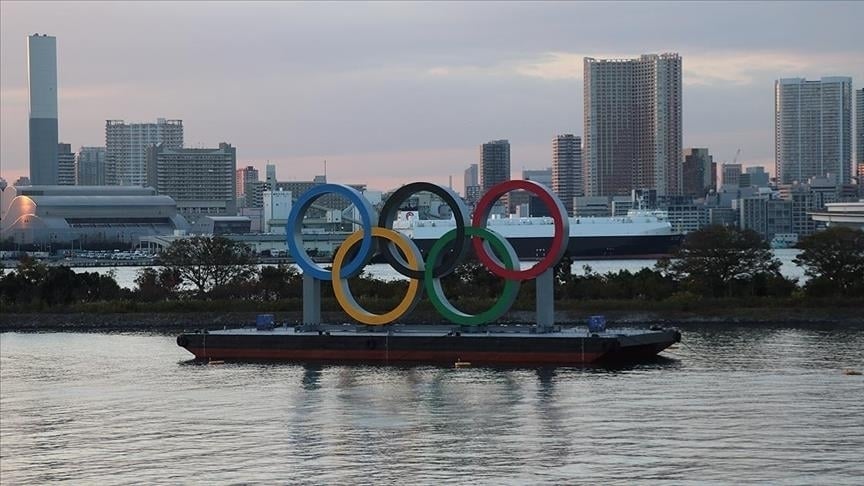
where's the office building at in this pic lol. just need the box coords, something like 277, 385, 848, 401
263, 190, 292, 233
584, 53, 682, 197
745, 166, 770, 187
266, 164, 277, 191
552, 134, 583, 214
479, 140, 510, 193
522, 168, 552, 188
682, 148, 715, 198
57, 143, 75, 185
775, 77, 853, 185
736, 196, 793, 241
76, 146, 107, 185
778, 176, 859, 237
145, 142, 236, 222
106, 118, 183, 186
463, 164, 481, 203
28, 34, 59, 185
721, 163, 742, 187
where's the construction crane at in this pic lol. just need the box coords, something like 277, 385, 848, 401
733, 148, 741, 165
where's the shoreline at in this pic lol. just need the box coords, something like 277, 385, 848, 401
3, 309, 862, 333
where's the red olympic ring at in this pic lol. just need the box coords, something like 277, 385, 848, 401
471, 180, 570, 280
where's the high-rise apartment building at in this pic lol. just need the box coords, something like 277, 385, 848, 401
145, 142, 236, 222
28, 34, 59, 185
682, 148, 715, 198
76, 146, 107, 185
775, 77, 853, 185
584, 53, 682, 197
106, 118, 184, 186
856, 88, 863, 179
480, 140, 510, 193
236, 166, 260, 208
552, 134, 583, 214
57, 143, 75, 185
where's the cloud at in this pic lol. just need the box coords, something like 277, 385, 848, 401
426, 50, 864, 87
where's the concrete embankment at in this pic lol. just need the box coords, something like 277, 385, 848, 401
2, 310, 862, 333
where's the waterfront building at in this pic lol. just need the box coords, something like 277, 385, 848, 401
735, 196, 793, 241
777, 176, 859, 237
810, 201, 864, 231
682, 148, 715, 198
584, 53, 682, 197
666, 204, 708, 234
775, 77, 853, 185
552, 134, 583, 214
0, 185, 188, 245
76, 146, 107, 186
28, 34, 59, 185
145, 142, 236, 222
106, 118, 183, 186
57, 143, 76, 186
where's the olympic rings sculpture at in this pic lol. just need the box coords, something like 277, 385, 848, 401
287, 180, 570, 326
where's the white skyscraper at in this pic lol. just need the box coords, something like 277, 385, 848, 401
775, 77, 853, 185
552, 134, 583, 214
106, 118, 184, 186
27, 34, 59, 185
584, 53, 683, 197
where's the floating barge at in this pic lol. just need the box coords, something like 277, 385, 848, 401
176, 322, 681, 366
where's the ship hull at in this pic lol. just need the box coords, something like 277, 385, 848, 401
177, 326, 681, 366
409, 233, 683, 260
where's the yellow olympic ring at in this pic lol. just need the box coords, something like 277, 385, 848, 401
331, 227, 423, 325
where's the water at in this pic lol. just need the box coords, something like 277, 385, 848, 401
72, 249, 806, 289
2, 327, 863, 484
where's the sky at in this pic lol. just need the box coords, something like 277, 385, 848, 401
1, 1, 862, 192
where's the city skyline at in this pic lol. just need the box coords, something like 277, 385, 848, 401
1, 2, 863, 192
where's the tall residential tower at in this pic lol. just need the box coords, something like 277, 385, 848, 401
106, 118, 184, 186
584, 53, 682, 197
856, 88, 863, 181
27, 34, 59, 185
479, 140, 510, 193
775, 77, 853, 185
552, 134, 582, 214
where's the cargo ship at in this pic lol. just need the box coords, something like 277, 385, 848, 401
176, 321, 681, 366
393, 210, 682, 260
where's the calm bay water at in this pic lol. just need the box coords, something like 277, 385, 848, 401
72, 249, 806, 290
2, 326, 863, 484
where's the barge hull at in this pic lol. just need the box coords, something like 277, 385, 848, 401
177, 328, 681, 365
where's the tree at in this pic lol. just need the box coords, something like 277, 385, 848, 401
794, 227, 864, 297
657, 225, 786, 297
156, 236, 256, 296
135, 267, 183, 302
256, 265, 301, 301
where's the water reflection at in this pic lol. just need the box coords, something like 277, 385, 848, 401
2, 329, 863, 484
